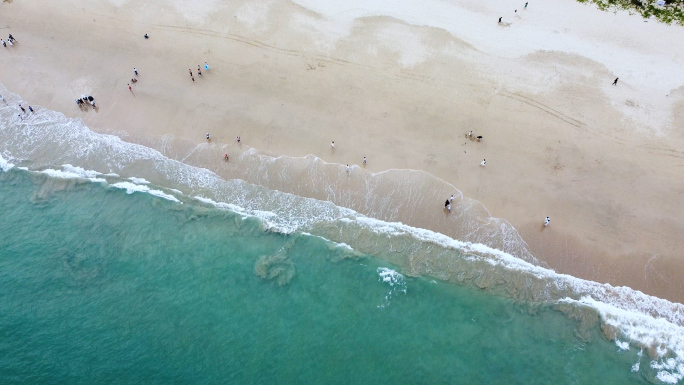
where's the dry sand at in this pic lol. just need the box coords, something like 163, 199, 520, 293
1, 0, 683, 302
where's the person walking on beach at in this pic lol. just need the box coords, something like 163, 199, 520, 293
481, 159, 486, 166
612, 77, 619, 85
363, 156, 367, 165
206, 133, 210, 140
192, 76, 195, 82
331, 141, 335, 149
544, 217, 550, 227
468, 130, 473, 138
498, 17, 502, 23
2, 40, 6, 47
128, 83, 132, 91
346, 164, 350, 173
445, 199, 450, 209
189, 69, 193, 77
525, 2, 528, 8
450, 194, 454, 202
134, 67, 138, 76
197, 66, 202, 76
224, 153, 229, 161
237, 136, 241, 143
19, 104, 26, 114
29, 106, 34, 113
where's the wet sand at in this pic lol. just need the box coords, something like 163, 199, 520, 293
1, 0, 683, 302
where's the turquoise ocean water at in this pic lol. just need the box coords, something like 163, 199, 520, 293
1, 85, 683, 384
0, 168, 647, 384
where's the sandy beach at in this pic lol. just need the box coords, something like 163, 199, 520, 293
1, 0, 683, 303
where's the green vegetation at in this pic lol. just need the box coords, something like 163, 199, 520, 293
577, 0, 684, 24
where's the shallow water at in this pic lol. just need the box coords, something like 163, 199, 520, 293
0, 169, 649, 384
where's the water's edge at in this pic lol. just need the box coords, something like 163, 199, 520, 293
1, 84, 683, 383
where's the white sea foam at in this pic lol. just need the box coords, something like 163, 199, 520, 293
40, 168, 106, 183
378, 267, 405, 287
633, 348, 644, 373
30, 164, 184, 202
128, 177, 150, 184
653, 360, 684, 384
0, 154, 14, 172
194, 196, 253, 219
377, 267, 407, 308
111, 182, 181, 203
62, 164, 101, 179
560, 296, 684, 383
348, 215, 684, 325
300, 232, 354, 251
616, 339, 630, 351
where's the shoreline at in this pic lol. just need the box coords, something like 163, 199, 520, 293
1, 0, 683, 303
2, 161, 679, 384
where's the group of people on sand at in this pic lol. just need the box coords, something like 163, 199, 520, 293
220, 136, 241, 161
14, 102, 34, 120
449, 130, 551, 227
189, 63, 210, 82
468, 130, 483, 142
75, 95, 96, 108
498, 2, 528, 24
466, 130, 486, 166
329, 140, 368, 174
128, 67, 140, 91
1, 34, 17, 47
444, 194, 455, 213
